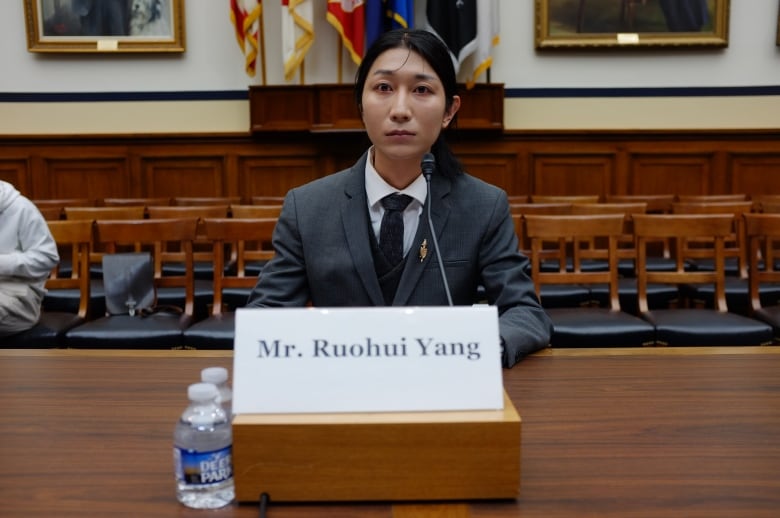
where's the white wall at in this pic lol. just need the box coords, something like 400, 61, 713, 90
2, 0, 780, 133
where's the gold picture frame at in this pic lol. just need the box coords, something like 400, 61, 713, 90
24, 0, 185, 53
535, 0, 729, 49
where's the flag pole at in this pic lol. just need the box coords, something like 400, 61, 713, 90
259, 8, 266, 85
337, 39, 344, 84
300, 60, 305, 85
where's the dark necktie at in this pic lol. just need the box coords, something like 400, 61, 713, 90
379, 193, 413, 266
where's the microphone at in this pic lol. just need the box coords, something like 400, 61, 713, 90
421, 152, 436, 181
421, 152, 453, 306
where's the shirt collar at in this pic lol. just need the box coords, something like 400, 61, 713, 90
365, 147, 428, 209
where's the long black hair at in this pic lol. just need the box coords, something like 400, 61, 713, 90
354, 29, 463, 179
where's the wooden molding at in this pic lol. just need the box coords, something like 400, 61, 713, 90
249, 83, 505, 133
4, 129, 780, 201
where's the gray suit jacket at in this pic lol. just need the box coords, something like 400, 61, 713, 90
246, 152, 552, 366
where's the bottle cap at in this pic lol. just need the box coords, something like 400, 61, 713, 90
201, 366, 228, 384
188, 382, 218, 402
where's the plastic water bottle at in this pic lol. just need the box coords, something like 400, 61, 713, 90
173, 382, 235, 509
201, 366, 233, 418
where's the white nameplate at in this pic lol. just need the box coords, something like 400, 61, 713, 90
96, 39, 119, 51
232, 306, 504, 414
616, 33, 640, 45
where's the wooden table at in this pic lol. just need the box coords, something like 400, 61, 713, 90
2, 347, 780, 518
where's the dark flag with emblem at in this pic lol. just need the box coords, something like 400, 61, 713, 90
426, 0, 477, 73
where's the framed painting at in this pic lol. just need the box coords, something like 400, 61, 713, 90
24, 0, 185, 53
535, 0, 729, 49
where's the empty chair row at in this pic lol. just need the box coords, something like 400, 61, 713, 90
36, 202, 284, 221
508, 193, 780, 210
3, 217, 277, 350
33, 196, 286, 219
516, 205, 780, 317
524, 213, 780, 348
513, 200, 760, 277
7, 213, 780, 350
509, 199, 780, 216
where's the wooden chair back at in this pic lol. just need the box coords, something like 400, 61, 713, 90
37, 206, 66, 221
632, 214, 733, 314
750, 194, 780, 213
230, 204, 283, 219
509, 203, 572, 252
146, 205, 229, 222
524, 214, 625, 310
64, 206, 147, 265
251, 196, 286, 205
146, 205, 230, 266
531, 195, 600, 204
570, 202, 647, 216
605, 194, 675, 213
34, 198, 95, 209
672, 201, 753, 278
102, 197, 172, 208
509, 202, 572, 216
94, 218, 199, 316
34, 199, 96, 220
676, 194, 748, 203
571, 203, 647, 261
64, 206, 146, 221
45, 220, 93, 319
743, 213, 780, 313
758, 200, 780, 214
507, 194, 530, 203
174, 196, 242, 207
202, 218, 277, 315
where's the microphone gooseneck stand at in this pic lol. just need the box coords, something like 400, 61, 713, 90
421, 152, 453, 307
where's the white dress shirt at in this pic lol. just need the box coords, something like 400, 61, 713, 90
364, 147, 428, 259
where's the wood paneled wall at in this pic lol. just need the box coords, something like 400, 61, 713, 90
2, 130, 780, 201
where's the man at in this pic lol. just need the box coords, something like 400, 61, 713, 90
0, 181, 59, 337
246, 30, 552, 367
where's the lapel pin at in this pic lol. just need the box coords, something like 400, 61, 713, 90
419, 238, 428, 262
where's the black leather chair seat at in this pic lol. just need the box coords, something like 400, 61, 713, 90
685, 257, 742, 276
753, 305, 780, 342
681, 279, 780, 316
156, 279, 213, 322
55, 259, 73, 278
43, 279, 105, 318
183, 313, 236, 349
243, 260, 269, 278
617, 257, 681, 277
222, 288, 253, 311
163, 261, 217, 280
2, 312, 85, 348
541, 259, 608, 273
642, 308, 773, 346
547, 308, 656, 348
589, 279, 680, 315
539, 284, 592, 309
65, 313, 193, 348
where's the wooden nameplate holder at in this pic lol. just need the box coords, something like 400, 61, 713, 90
232, 391, 521, 502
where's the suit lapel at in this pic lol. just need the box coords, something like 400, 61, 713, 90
341, 155, 386, 306
394, 175, 452, 305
